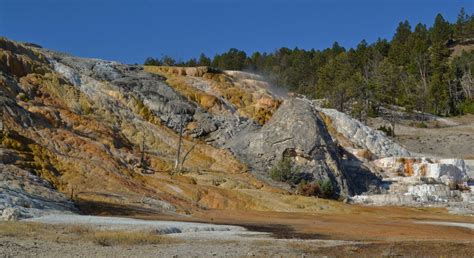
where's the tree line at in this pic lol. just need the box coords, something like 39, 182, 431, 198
145, 9, 474, 117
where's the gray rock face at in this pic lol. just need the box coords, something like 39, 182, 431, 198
48, 52, 262, 144
0, 163, 77, 219
49, 54, 197, 132
229, 98, 354, 197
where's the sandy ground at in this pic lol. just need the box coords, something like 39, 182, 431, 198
3, 236, 473, 257
368, 114, 474, 159
2, 204, 473, 257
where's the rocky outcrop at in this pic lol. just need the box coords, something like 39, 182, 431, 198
49, 55, 196, 132
2, 37, 345, 217
465, 160, 474, 180
145, 65, 281, 126
229, 98, 354, 197
373, 157, 469, 186
351, 157, 472, 213
316, 106, 410, 159
0, 163, 77, 220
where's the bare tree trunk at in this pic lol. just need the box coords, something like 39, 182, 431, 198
174, 116, 184, 171
0, 106, 4, 140
180, 143, 196, 169
461, 67, 472, 100
0, 109, 3, 136
140, 138, 146, 173
416, 54, 429, 118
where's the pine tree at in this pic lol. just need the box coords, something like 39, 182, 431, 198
454, 8, 470, 41
431, 14, 452, 45
198, 53, 211, 66
429, 14, 452, 114
388, 21, 412, 66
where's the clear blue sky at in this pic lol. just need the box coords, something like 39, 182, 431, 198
1, 0, 472, 64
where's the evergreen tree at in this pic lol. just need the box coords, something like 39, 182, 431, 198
454, 8, 470, 41
161, 55, 176, 66
144, 10, 474, 116
212, 48, 247, 70
431, 14, 452, 45
198, 53, 211, 66
144, 57, 161, 66
388, 21, 412, 66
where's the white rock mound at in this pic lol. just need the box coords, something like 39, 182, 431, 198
316, 107, 410, 158
373, 157, 469, 186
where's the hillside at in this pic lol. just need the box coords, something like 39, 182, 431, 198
1, 37, 474, 256
0, 37, 352, 218
1, 37, 473, 219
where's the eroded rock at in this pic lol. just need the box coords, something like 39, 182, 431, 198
1, 207, 20, 221
229, 98, 354, 197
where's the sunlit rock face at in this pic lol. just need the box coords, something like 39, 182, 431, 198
228, 98, 355, 198
299, 98, 472, 212
316, 107, 410, 159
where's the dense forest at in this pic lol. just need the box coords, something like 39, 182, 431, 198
145, 9, 474, 117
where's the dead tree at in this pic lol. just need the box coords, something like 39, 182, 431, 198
174, 115, 184, 171
384, 109, 399, 137
0, 105, 4, 140
0, 109, 3, 136
140, 138, 147, 173
173, 115, 196, 173
180, 143, 196, 169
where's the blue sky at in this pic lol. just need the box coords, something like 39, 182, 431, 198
0, 0, 472, 64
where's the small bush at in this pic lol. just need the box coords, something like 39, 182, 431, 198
269, 157, 304, 185
320, 179, 334, 198
297, 181, 321, 197
377, 125, 394, 137
460, 100, 474, 114
297, 179, 334, 198
415, 122, 428, 128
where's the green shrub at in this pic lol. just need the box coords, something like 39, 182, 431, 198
320, 179, 334, 198
377, 125, 394, 136
415, 122, 428, 128
269, 157, 302, 185
460, 100, 474, 114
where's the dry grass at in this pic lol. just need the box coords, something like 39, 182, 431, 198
89, 230, 173, 246
0, 221, 178, 246
0, 222, 46, 237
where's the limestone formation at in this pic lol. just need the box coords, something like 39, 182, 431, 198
373, 157, 469, 185
228, 98, 355, 197
0, 36, 471, 217
316, 105, 410, 158
0, 163, 77, 219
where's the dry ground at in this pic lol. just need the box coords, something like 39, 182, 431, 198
2, 201, 472, 257
369, 114, 474, 159
1, 209, 473, 258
